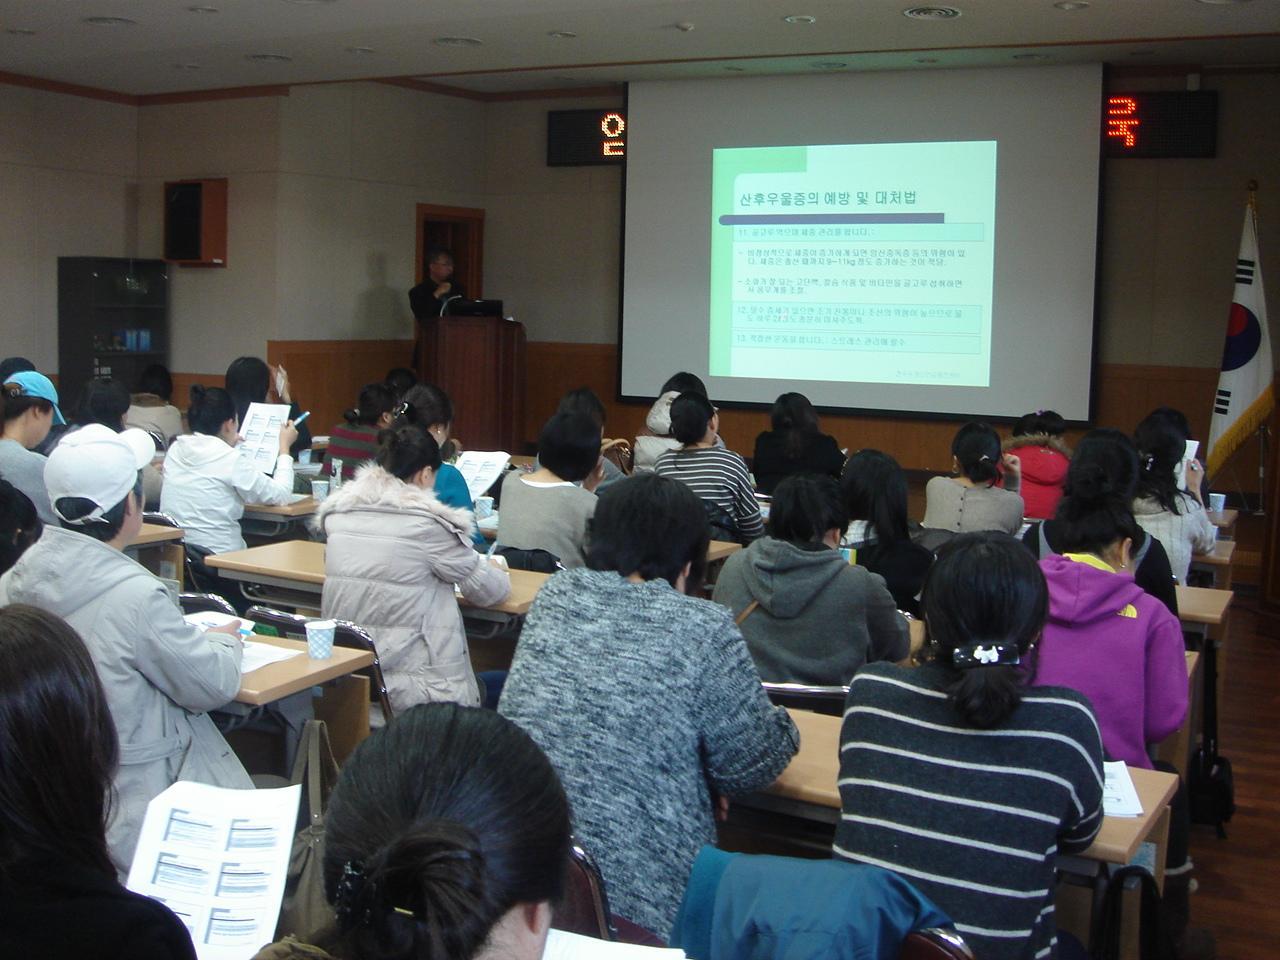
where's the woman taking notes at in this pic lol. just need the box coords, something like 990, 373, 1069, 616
922, 421, 1024, 535
316, 425, 509, 713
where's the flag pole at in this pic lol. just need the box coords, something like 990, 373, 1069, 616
1250, 180, 1268, 515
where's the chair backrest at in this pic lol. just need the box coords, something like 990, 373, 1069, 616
494, 546, 562, 574
179, 592, 237, 616
704, 500, 741, 544
761, 681, 849, 716
900, 928, 975, 960
556, 842, 617, 941
143, 511, 182, 529
245, 604, 394, 720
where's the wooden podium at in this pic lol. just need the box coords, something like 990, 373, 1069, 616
416, 314, 526, 452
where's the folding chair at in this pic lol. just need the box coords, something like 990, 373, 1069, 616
246, 605, 394, 721
178, 592, 237, 617
556, 841, 665, 946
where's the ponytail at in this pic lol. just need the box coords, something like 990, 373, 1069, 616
187, 384, 236, 436
344, 383, 396, 427
951, 422, 1001, 485
922, 533, 1046, 728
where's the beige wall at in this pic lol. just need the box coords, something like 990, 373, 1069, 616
1100, 72, 1280, 368
0, 86, 137, 371
5, 72, 1277, 384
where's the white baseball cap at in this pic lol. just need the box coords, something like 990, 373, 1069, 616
45, 424, 156, 525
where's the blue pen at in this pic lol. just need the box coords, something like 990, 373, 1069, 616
292, 411, 310, 426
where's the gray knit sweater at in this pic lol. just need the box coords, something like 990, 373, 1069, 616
498, 568, 799, 935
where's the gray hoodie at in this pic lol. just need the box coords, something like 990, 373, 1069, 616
712, 537, 909, 685
0, 525, 250, 873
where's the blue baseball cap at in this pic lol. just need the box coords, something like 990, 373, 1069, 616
3, 370, 65, 425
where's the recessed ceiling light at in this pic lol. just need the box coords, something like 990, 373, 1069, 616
813, 61, 848, 69
548, 30, 577, 39
1012, 52, 1050, 59
173, 63, 201, 70
434, 36, 483, 47
82, 16, 137, 26
345, 46, 375, 55
915, 57, 939, 63
903, 6, 962, 19
1195, 0, 1254, 4
783, 15, 817, 24
280, 0, 338, 4
724, 65, 746, 72
5, 27, 37, 36
1053, 1, 1089, 9
245, 53, 293, 62
186, 5, 219, 12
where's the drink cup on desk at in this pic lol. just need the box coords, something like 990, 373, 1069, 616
305, 619, 336, 659
1208, 492, 1226, 513
474, 496, 494, 519
311, 480, 329, 502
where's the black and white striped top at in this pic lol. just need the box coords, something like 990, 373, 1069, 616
654, 446, 765, 541
834, 662, 1104, 960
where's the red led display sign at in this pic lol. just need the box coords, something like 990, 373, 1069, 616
1103, 92, 1217, 159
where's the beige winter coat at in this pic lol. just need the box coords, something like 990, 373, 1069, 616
314, 464, 510, 712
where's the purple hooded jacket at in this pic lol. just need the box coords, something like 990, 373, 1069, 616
1033, 553, 1187, 769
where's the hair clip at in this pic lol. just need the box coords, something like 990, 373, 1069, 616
978, 454, 992, 462
951, 643, 1020, 669
394, 400, 411, 418
334, 860, 373, 927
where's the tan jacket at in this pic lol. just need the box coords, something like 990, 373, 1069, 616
315, 464, 510, 712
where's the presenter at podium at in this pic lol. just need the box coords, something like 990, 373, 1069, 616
409, 246, 467, 319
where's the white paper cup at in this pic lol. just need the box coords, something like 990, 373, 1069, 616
475, 495, 494, 519
311, 479, 330, 502
1208, 492, 1226, 513
305, 619, 336, 659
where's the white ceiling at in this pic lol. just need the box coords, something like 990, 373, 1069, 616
0, 0, 1277, 97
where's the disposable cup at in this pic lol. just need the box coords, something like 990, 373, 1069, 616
305, 619, 336, 659
1208, 492, 1226, 513
475, 496, 495, 519
311, 480, 330, 502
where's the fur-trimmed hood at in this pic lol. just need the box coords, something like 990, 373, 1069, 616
1003, 432, 1072, 458
313, 462, 473, 535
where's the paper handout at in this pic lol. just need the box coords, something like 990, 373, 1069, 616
238, 402, 292, 475
1102, 761, 1144, 818
455, 450, 511, 501
127, 781, 301, 960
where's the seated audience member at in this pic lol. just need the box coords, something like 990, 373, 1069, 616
834, 533, 1103, 960
161, 385, 297, 554
922, 421, 1024, 535
1023, 428, 1178, 615
393, 383, 474, 513
1032, 455, 1208, 957
1132, 411, 1216, 585
127, 364, 184, 444
494, 412, 602, 568
383, 365, 417, 402
322, 382, 396, 483
751, 392, 845, 495
0, 480, 41, 575
557, 386, 625, 489
634, 371, 720, 472
840, 449, 934, 614
655, 392, 764, 543
0, 356, 34, 381
226, 356, 311, 458
1004, 409, 1071, 520
0, 605, 197, 959
499, 474, 799, 935
316, 425, 509, 714
76, 378, 164, 507
252, 703, 569, 960
0, 370, 64, 524
0, 424, 250, 871
713, 474, 907, 685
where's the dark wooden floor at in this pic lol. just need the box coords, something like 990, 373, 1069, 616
1186, 592, 1280, 956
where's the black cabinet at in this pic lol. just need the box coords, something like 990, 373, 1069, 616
57, 257, 169, 410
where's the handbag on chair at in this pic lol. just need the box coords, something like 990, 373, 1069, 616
276, 719, 340, 939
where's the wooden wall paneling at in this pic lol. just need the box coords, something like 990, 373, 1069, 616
171, 371, 226, 410
266, 340, 413, 438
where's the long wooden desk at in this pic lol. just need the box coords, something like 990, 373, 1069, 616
235, 634, 374, 706
755, 709, 1178, 866
1206, 508, 1238, 538
127, 522, 186, 585
206, 540, 548, 616
1174, 584, 1232, 626
135, 522, 184, 546
243, 496, 319, 519
1189, 539, 1235, 590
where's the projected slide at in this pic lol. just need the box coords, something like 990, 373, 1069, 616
709, 141, 997, 387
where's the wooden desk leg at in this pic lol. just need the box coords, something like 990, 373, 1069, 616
312, 674, 370, 765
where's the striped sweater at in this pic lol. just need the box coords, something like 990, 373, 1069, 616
833, 662, 1104, 960
654, 446, 765, 541
498, 568, 799, 935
